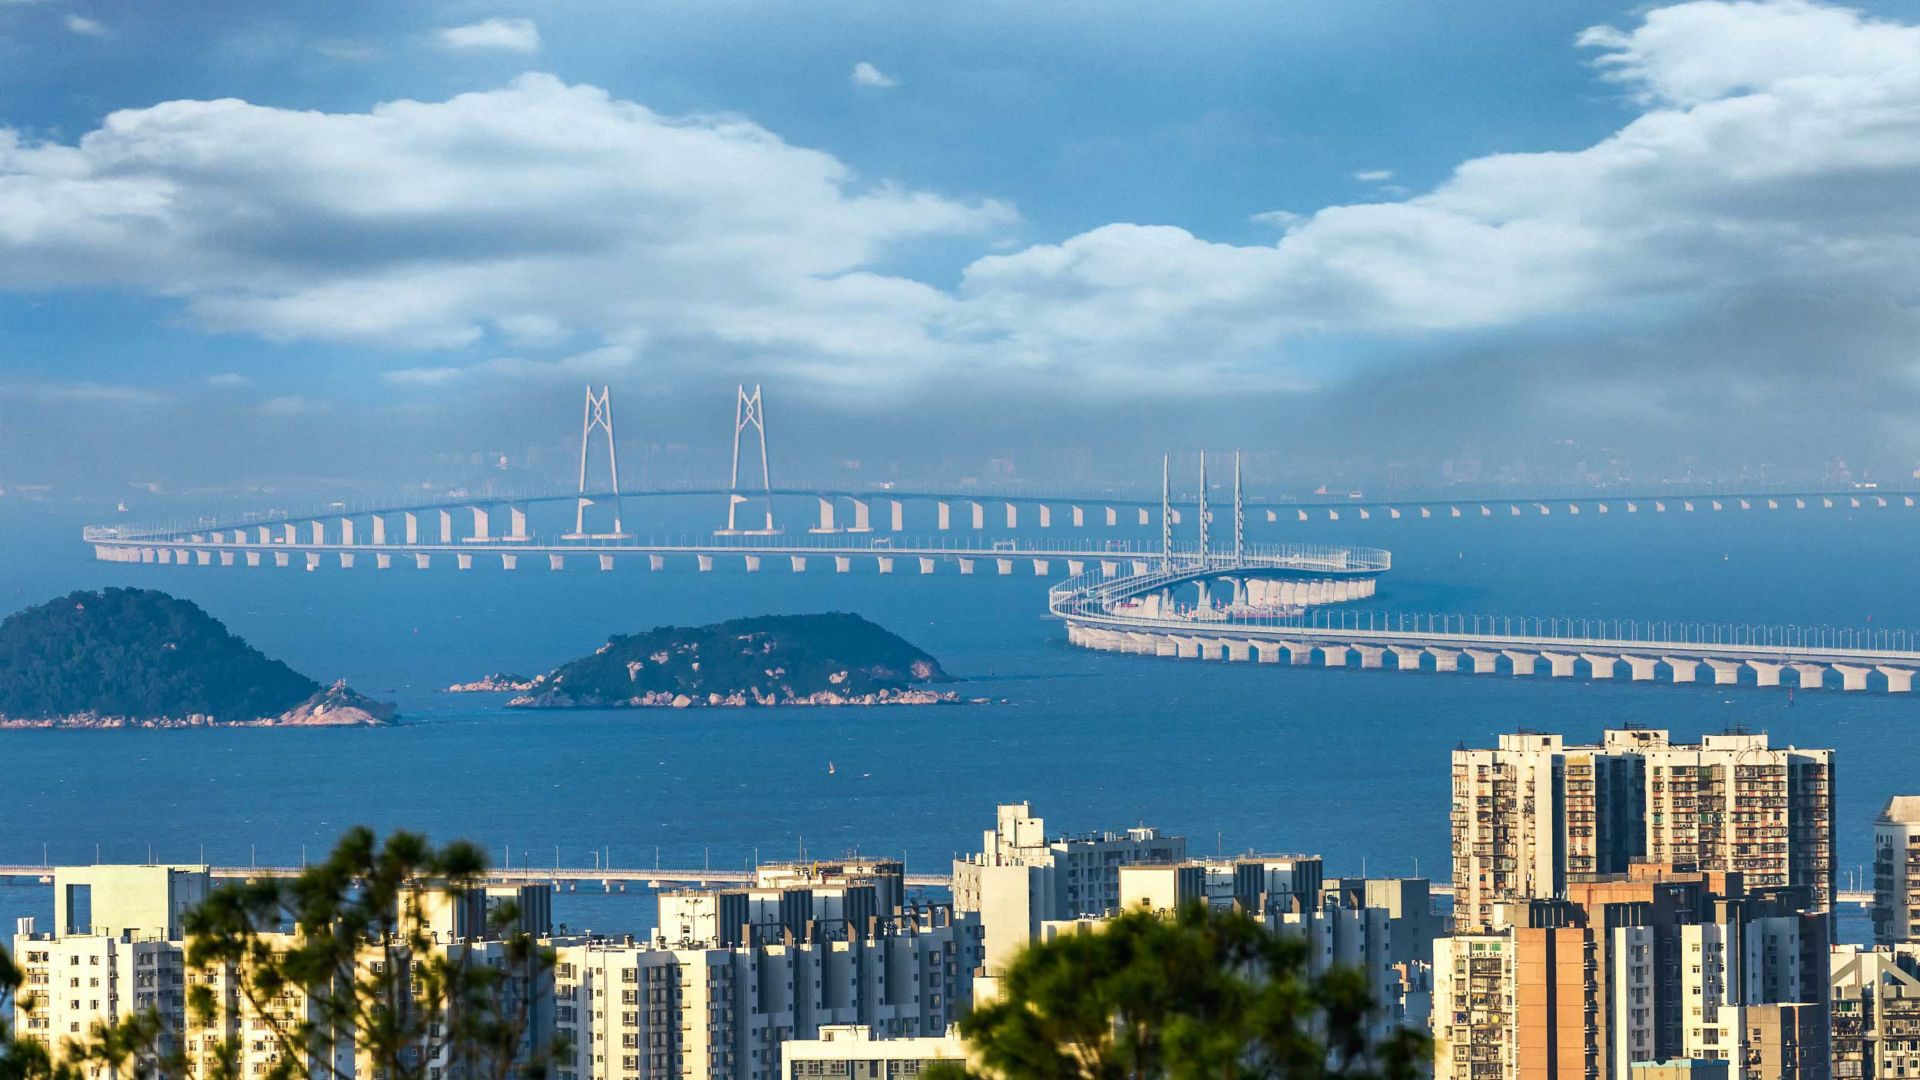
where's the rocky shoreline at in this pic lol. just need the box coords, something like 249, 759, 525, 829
507, 686, 962, 709
0, 681, 396, 730
445, 673, 541, 693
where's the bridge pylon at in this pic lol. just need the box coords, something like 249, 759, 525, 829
717, 384, 780, 536
1160, 454, 1173, 567
565, 385, 631, 539
1198, 451, 1210, 562
1233, 450, 1244, 560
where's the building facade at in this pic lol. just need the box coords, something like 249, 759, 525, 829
1830, 944, 1920, 1080
1873, 797, 1920, 947
780, 1024, 965, 1080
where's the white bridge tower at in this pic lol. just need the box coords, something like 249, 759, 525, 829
719, 384, 779, 535
567, 385, 630, 539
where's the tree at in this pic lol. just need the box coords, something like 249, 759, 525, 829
0, 828, 563, 1080
929, 904, 1429, 1080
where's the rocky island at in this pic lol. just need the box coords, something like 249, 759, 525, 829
497, 612, 959, 708
0, 588, 395, 728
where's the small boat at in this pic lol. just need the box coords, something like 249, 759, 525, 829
827, 761, 836, 775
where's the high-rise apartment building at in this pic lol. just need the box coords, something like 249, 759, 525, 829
1873, 797, 1920, 946
1432, 865, 1829, 1080
1452, 731, 1835, 931
951, 802, 1183, 972
1830, 944, 1920, 1080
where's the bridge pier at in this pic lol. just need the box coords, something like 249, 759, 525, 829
1621, 655, 1658, 681
1005, 503, 1018, 529
1223, 640, 1251, 661
1032, 559, 1050, 576
996, 558, 1013, 575
470, 507, 489, 541
1833, 664, 1870, 691
1879, 666, 1915, 692
1284, 643, 1315, 666
1137, 508, 1150, 526
1503, 650, 1537, 675
937, 502, 951, 530
1662, 657, 1699, 683
744, 555, 760, 572
1038, 505, 1051, 528
1747, 660, 1783, 687
1352, 644, 1385, 669
274, 552, 290, 568
876, 557, 893, 574
1704, 658, 1741, 684
847, 499, 872, 533
888, 499, 904, 532
305, 552, 321, 571
957, 558, 974, 575
1129, 559, 1150, 576
1101, 559, 1120, 577
245, 551, 261, 568
376, 553, 392, 570
1390, 646, 1424, 671
339, 519, 356, 546
1464, 649, 1499, 674
811, 498, 838, 534
1252, 642, 1283, 663
1155, 636, 1179, 658
218, 551, 235, 567
1790, 662, 1825, 689
599, 554, 614, 572
649, 555, 665, 571
1581, 653, 1617, 678
1319, 644, 1349, 666
1538, 652, 1576, 676
1427, 648, 1460, 672
198, 549, 214, 566
500, 553, 518, 570
971, 502, 986, 529
548, 554, 565, 571
1073, 506, 1085, 527
1130, 632, 1161, 655
507, 505, 528, 540
1067, 559, 1085, 576
416, 554, 432, 569
697, 554, 713, 572
919, 557, 935, 574
438, 510, 453, 544
371, 516, 387, 545
790, 556, 807, 572
404, 512, 419, 545
835, 556, 852, 573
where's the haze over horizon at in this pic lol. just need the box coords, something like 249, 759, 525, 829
6, 0, 1920, 494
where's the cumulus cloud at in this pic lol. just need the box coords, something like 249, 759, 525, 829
205, 373, 251, 387
436, 17, 539, 53
65, 14, 104, 35
1352, 168, 1393, 182
850, 61, 898, 89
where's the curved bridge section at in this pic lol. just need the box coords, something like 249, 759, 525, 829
1054, 580, 1920, 695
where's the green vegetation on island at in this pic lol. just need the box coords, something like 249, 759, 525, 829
0, 587, 393, 727
502, 611, 957, 707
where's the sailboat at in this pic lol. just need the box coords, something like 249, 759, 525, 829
827, 761, 836, 775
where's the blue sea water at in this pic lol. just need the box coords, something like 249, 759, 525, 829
0, 493, 1912, 942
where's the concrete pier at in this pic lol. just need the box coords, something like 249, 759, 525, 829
1541, 652, 1578, 677
1621, 655, 1658, 681
1502, 650, 1537, 675
500, 554, 518, 570
937, 502, 951, 530
1032, 559, 1050, 575
1225, 640, 1251, 661
549, 554, 565, 571
1038, 505, 1051, 528
274, 552, 290, 568
1662, 657, 1699, 683
743, 555, 760, 572
919, 557, 935, 574
1704, 658, 1741, 684
957, 558, 974, 575
1581, 654, 1617, 678
1880, 666, 1915, 692
245, 551, 261, 567
1428, 648, 1461, 672
1465, 649, 1499, 674
834, 556, 852, 573
1833, 664, 1870, 691
995, 558, 1013, 575
415, 554, 431, 569
789, 556, 807, 572
1174, 637, 1201, 659
470, 507, 489, 541
1353, 644, 1385, 669
876, 557, 893, 574
1748, 660, 1783, 687
375, 554, 391, 570
1067, 559, 1085, 576
1284, 643, 1314, 665
1790, 663, 1824, 689
1319, 644, 1349, 666
1391, 646, 1424, 671
648, 555, 665, 571
1253, 642, 1283, 663
697, 554, 713, 572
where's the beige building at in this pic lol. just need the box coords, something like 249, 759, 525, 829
780, 1024, 965, 1080
1432, 865, 1829, 1080
1452, 730, 1835, 932
1830, 943, 1920, 1080
1873, 797, 1920, 946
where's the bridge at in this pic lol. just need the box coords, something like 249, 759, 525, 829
1053, 561, 1920, 694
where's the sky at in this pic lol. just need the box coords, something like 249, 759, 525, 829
5, 0, 1920, 492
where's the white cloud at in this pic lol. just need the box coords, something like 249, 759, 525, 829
851, 61, 898, 89
205, 373, 251, 387
0, 381, 165, 405
65, 14, 105, 35
1352, 168, 1393, 182
436, 17, 539, 53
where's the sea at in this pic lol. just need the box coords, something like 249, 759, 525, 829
0, 492, 1913, 944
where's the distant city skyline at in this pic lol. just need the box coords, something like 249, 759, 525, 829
7, 0, 1920, 490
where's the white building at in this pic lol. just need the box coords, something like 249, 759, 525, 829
1873, 796, 1920, 946
780, 1024, 966, 1080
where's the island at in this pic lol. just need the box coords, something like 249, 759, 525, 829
497, 612, 959, 708
0, 587, 395, 728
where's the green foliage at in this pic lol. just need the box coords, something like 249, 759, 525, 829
1, 828, 563, 1080
536, 611, 948, 703
929, 905, 1430, 1080
0, 588, 320, 722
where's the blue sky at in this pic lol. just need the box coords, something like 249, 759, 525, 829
5, 0, 1920, 489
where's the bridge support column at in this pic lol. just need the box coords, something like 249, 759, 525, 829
305, 552, 321, 571
697, 554, 713, 572
995, 558, 1013, 575
245, 551, 261, 568
790, 556, 807, 572
599, 554, 614, 572
1136, 507, 1150, 525
1704, 658, 1741, 684
1790, 662, 1825, 689
1427, 648, 1461, 672
937, 502, 951, 530
274, 552, 290, 568
1464, 649, 1500, 674
744, 555, 760, 572
834, 556, 852, 573
257, 526, 273, 545
375, 553, 391, 570
1390, 646, 1423, 671
281, 524, 297, 545
1621, 655, 1658, 681
1155, 636, 1178, 658
1747, 660, 1783, 687
1284, 643, 1315, 666
1100, 560, 1119, 578
919, 557, 935, 574
500, 553, 518, 570
506, 505, 528, 540
469, 507, 489, 541
370, 516, 386, 545
1129, 632, 1159, 655
415, 553, 431, 569
958, 558, 974, 575
648, 554, 665, 571
1252, 642, 1282, 663
308, 521, 325, 545
876, 557, 893, 574
404, 512, 419, 545
1067, 559, 1085, 576
1581, 654, 1617, 678
1038, 505, 1051, 528
438, 510, 453, 544
848, 499, 871, 533
811, 498, 838, 534
888, 499, 903, 532
1503, 651, 1537, 675
970, 502, 985, 529
1878, 666, 1915, 692
1319, 644, 1349, 667
548, 554, 565, 571
1105, 507, 1117, 526
1031, 559, 1050, 576
219, 551, 235, 567
1004, 503, 1018, 529
1072, 506, 1085, 527
1662, 657, 1699, 683
1833, 664, 1870, 691
1353, 645, 1385, 669
1131, 559, 1151, 576
195, 549, 212, 566
337, 519, 355, 546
